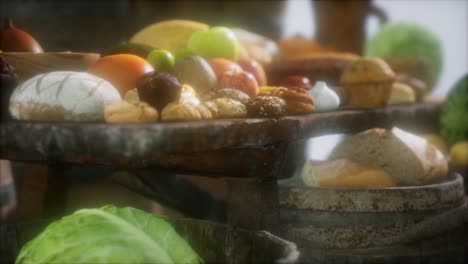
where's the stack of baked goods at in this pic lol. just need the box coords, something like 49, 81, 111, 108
299, 127, 449, 188
267, 35, 432, 109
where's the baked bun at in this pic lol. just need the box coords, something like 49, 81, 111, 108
212, 98, 247, 118
161, 102, 202, 121
104, 100, 158, 123
388, 82, 416, 105
202, 101, 219, 119
205, 88, 250, 104
340, 57, 395, 109
271, 87, 315, 114
246, 96, 287, 118
9, 71, 121, 121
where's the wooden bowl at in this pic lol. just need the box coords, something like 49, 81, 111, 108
1, 52, 100, 81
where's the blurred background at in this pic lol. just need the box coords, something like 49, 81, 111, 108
1, 0, 466, 96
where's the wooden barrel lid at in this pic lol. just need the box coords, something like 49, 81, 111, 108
280, 174, 464, 212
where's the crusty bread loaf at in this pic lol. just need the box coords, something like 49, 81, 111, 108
329, 127, 448, 185
9, 71, 121, 121
301, 159, 396, 188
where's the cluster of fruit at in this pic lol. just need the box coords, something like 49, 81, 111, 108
91, 20, 321, 122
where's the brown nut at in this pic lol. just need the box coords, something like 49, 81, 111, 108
104, 100, 158, 123
246, 96, 287, 118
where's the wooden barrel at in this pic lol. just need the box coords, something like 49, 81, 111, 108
279, 173, 466, 249
0, 217, 299, 264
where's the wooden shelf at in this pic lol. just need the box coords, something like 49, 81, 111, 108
0, 103, 442, 178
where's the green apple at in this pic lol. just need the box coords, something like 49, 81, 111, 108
146, 49, 175, 72
174, 48, 197, 62
187, 27, 240, 61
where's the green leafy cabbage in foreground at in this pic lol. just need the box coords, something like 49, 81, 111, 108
16, 205, 202, 264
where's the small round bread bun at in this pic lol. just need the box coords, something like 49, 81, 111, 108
203, 101, 219, 119
124, 88, 140, 103
205, 88, 250, 104
246, 96, 287, 118
194, 104, 213, 120
105, 100, 158, 123
212, 98, 247, 118
161, 102, 202, 121
388, 82, 416, 105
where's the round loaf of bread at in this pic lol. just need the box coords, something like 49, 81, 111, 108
9, 71, 121, 121
330, 127, 448, 186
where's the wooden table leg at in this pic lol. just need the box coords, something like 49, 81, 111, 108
42, 165, 68, 218
15, 164, 48, 220
225, 177, 279, 232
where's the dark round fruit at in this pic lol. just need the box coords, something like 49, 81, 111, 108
137, 72, 182, 111
0, 56, 18, 120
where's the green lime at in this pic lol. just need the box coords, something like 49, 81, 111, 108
146, 49, 175, 72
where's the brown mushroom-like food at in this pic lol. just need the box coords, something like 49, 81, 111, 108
137, 71, 182, 111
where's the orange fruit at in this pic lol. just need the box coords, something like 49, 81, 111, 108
89, 54, 154, 96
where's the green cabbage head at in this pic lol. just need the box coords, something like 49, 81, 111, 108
440, 74, 468, 146
16, 205, 202, 264
365, 22, 443, 83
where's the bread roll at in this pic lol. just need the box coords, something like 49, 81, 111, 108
9, 71, 121, 121
388, 82, 416, 105
104, 100, 158, 123
301, 159, 396, 188
330, 127, 448, 185
161, 102, 202, 121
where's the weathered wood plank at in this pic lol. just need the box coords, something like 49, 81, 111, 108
0, 103, 442, 170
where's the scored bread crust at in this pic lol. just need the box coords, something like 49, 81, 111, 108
9, 71, 121, 121
329, 128, 448, 186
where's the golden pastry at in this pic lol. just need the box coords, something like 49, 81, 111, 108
161, 102, 202, 121
340, 57, 395, 108
212, 98, 247, 118
104, 100, 158, 123
271, 87, 315, 114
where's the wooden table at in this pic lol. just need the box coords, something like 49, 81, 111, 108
0, 103, 442, 231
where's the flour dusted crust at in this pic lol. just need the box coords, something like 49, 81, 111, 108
9, 71, 121, 121
329, 127, 448, 186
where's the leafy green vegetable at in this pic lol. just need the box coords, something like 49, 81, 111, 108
365, 22, 443, 84
440, 74, 468, 146
16, 205, 202, 264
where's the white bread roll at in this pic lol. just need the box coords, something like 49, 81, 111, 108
330, 127, 448, 186
301, 159, 396, 188
9, 71, 121, 121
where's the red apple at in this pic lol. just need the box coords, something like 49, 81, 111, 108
208, 58, 242, 79
238, 57, 267, 86
282, 75, 312, 91
219, 70, 259, 97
